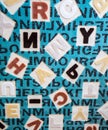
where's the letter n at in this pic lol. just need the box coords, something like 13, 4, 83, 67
20, 29, 40, 51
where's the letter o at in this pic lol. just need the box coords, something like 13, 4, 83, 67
59, 0, 77, 19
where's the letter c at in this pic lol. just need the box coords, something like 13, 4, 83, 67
53, 92, 68, 105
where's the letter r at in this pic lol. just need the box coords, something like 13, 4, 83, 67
31, 1, 50, 21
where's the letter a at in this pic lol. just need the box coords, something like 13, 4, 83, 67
36, 69, 52, 84
27, 120, 41, 130
73, 107, 87, 121
94, 56, 108, 74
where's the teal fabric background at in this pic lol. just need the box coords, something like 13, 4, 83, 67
0, 0, 108, 129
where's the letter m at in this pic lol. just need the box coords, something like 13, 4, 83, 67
45, 34, 71, 61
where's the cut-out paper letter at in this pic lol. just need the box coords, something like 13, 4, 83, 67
5, 52, 29, 79
31, 0, 50, 21
72, 106, 89, 121
76, 26, 96, 46
28, 95, 42, 108
90, 0, 108, 18
5, 103, 20, 118
62, 59, 85, 84
0, 81, 16, 97
49, 87, 71, 110
20, 29, 40, 51
92, 50, 108, 75
82, 82, 100, 99
98, 102, 108, 120
45, 34, 71, 61
0, 11, 15, 40
30, 62, 56, 88
1, 0, 26, 15
55, 0, 81, 25
49, 114, 64, 130
24, 115, 43, 130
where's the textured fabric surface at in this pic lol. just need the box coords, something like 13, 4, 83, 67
0, 0, 108, 129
